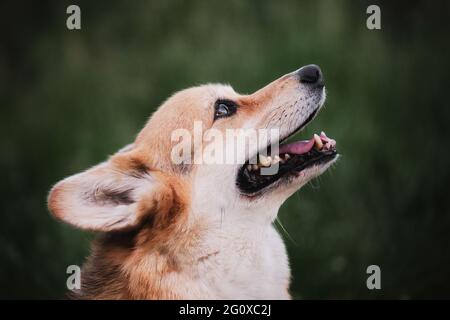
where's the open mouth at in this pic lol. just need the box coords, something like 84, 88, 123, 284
236, 119, 338, 195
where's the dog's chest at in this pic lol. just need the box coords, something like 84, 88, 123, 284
195, 224, 291, 299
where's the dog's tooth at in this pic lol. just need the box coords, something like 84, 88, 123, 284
259, 155, 271, 167
321, 131, 327, 137
284, 154, 290, 160
330, 138, 336, 147
314, 134, 323, 150
273, 155, 281, 164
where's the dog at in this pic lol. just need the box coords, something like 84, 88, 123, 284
48, 64, 338, 299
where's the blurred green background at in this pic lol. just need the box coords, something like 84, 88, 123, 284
1, 0, 450, 299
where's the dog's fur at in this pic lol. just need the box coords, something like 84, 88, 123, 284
48, 68, 335, 299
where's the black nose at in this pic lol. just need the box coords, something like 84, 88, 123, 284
297, 64, 324, 87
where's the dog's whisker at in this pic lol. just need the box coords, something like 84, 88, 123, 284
220, 207, 225, 228
276, 217, 297, 246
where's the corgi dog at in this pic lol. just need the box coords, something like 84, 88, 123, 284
48, 64, 338, 299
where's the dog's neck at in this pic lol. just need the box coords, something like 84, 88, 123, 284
70, 205, 291, 299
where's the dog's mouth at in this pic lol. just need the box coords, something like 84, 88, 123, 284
236, 113, 337, 195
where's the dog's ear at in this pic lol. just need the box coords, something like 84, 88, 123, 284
48, 149, 173, 232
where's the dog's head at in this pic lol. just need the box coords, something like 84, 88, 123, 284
48, 65, 337, 232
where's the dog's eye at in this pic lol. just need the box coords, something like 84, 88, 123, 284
214, 100, 237, 120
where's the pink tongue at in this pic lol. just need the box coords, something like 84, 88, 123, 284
279, 137, 315, 155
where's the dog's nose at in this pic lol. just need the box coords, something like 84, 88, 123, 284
297, 64, 324, 87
